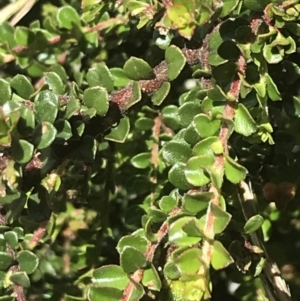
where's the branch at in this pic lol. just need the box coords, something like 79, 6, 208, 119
239, 181, 292, 301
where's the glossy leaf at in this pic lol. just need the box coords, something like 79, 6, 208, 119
33, 122, 57, 149
234, 103, 257, 136
162, 141, 192, 165
92, 265, 129, 290
224, 154, 247, 184
57, 6, 81, 29
244, 215, 264, 234
211, 241, 234, 270
11, 75, 34, 99
88, 287, 123, 301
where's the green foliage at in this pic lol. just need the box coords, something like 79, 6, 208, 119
1, 0, 300, 300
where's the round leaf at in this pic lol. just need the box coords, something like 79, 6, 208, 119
11, 139, 34, 164
57, 6, 81, 29
124, 57, 153, 80
169, 163, 193, 190
10, 272, 30, 288
120, 246, 147, 274
162, 141, 192, 165
45, 72, 65, 95
11, 75, 34, 99
17, 250, 39, 274
83, 87, 109, 116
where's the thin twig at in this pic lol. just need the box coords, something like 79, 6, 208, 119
239, 180, 291, 301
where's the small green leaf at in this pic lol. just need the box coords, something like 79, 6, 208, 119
110, 68, 131, 87
220, 0, 240, 17
169, 217, 201, 246
92, 265, 129, 290
131, 152, 151, 169
120, 246, 147, 274
193, 114, 221, 138
55, 119, 72, 140
33, 122, 57, 149
124, 57, 154, 80
57, 6, 81, 29
10, 272, 30, 288
211, 241, 234, 270
4, 231, 18, 249
0, 22, 16, 47
83, 87, 109, 116
86, 64, 114, 92
185, 157, 211, 187
142, 264, 162, 291
234, 103, 257, 136
164, 262, 181, 280
263, 44, 282, 64
244, 215, 264, 234
34, 90, 58, 123
151, 82, 171, 105
174, 247, 203, 274
162, 141, 192, 165
217, 41, 240, 60
0, 252, 14, 271
178, 102, 202, 127
125, 81, 142, 109
210, 203, 231, 234
165, 46, 186, 81
65, 97, 80, 119
224, 154, 247, 184
88, 287, 123, 301
117, 236, 148, 254
11, 75, 34, 99
14, 27, 34, 46
0, 79, 11, 105
105, 117, 130, 143
182, 193, 212, 214
265, 73, 281, 101
45, 72, 65, 95
11, 139, 34, 164
212, 62, 237, 82
169, 163, 193, 190
17, 250, 39, 274
135, 117, 154, 131
159, 196, 178, 213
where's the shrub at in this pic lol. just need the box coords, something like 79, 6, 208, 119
0, 0, 299, 300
